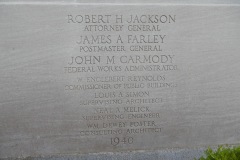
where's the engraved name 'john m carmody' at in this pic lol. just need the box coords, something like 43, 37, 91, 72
68, 55, 174, 65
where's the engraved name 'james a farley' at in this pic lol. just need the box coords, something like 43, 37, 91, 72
75, 34, 166, 52
76, 35, 166, 44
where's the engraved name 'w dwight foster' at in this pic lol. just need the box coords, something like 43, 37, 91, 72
68, 55, 174, 65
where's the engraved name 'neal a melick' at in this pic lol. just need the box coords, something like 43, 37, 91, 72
0, 3, 240, 158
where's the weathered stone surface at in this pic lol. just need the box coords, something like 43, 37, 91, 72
0, 1, 240, 158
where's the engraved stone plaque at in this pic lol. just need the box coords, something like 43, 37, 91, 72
0, 1, 240, 158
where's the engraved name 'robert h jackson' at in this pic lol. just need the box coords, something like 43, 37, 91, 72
67, 14, 176, 24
